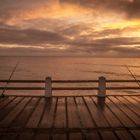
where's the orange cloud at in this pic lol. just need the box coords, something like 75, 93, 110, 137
0, 0, 140, 57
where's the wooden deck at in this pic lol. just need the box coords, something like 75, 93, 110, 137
0, 95, 140, 140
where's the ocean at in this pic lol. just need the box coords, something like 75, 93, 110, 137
0, 56, 140, 96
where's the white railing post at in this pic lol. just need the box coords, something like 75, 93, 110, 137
45, 77, 52, 98
98, 76, 106, 98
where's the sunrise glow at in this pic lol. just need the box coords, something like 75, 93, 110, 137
0, 0, 140, 57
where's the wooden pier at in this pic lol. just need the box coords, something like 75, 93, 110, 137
0, 77, 140, 140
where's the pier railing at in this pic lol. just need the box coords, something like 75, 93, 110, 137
0, 76, 140, 98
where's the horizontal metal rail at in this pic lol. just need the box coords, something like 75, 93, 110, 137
0, 79, 140, 83
0, 80, 98, 83
1, 77, 140, 98
0, 86, 140, 90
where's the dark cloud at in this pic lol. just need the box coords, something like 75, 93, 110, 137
95, 37, 140, 46
0, 0, 140, 25
61, 0, 140, 19
0, 27, 67, 46
0, 0, 52, 24
0, 26, 140, 57
107, 0, 140, 19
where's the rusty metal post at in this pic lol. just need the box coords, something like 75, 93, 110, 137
98, 76, 106, 98
45, 77, 52, 98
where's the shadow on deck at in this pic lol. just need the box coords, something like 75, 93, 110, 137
0, 95, 140, 140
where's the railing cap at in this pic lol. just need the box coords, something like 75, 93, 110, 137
45, 77, 52, 80
99, 76, 106, 80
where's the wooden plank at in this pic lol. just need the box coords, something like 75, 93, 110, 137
84, 96, 109, 127
116, 130, 135, 140
91, 96, 122, 127
69, 133, 82, 140
85, 132, 101, 140
2, 133, 18, 140
0, 97, 23, 121
100, 131, 118, 140
26, 98, 45, 128
11, 97, 39, 127
67, 97, 81, 128
0, 98, 5, 103
39, 97, 57, 128
35, 134, 49, 140
132, 96, 140, 103
108, 96, 140, 126
0, 97, 15, 110
130, 130, 140, 140
0, 97, 31, 127
18, 133, 34, 140
116, 96, 140, 117
105, 97, 136, 127
54, 97, 66, 128
75, 97, 95, 128
124, 96, 140, 110
53, 134, 66, 140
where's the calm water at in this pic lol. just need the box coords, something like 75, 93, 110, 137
0, 56, 140, 96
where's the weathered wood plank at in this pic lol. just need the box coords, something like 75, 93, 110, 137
116, 96, 140, 117
100, 131, 118, 140
75, 97, 95, 128
11, 97, 39, 127
69, 133, 82, 140
0, 97, 31, 127
39, 98, 57, 128
85, 132, 101, 140
35, 134, 49, 140
116, 130, 135, 140
67, 97, 81, 128
0, 97, 23, 121
53, 134, 66, 140
130, 130, 140, 140
26, 98, 45, 128
132, 96, 140, 103
54, 97, 66, 128
108, 96, 140, 126
0, 97, 15, 110
91, 97, 122, 127
84, 96, 109, 127
18, 133, 34, 140
105, 97, 136, 127
124, 96, 140, 110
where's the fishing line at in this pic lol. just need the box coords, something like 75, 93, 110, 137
1, 61, 20, 97
125, 65, 140, 87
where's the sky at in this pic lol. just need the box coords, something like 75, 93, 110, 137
0, 0, 140, 57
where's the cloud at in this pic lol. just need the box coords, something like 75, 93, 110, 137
0, 0, 140, 26
0, 27, 67, 46
59, 0, 140, 19
0, 0, 140, 57
1, 25, 140, 57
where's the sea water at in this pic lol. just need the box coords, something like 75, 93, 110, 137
0, 56, 140, 96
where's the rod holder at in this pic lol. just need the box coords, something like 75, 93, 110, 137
45, 77, 52, 98
98, 76, 106, 98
